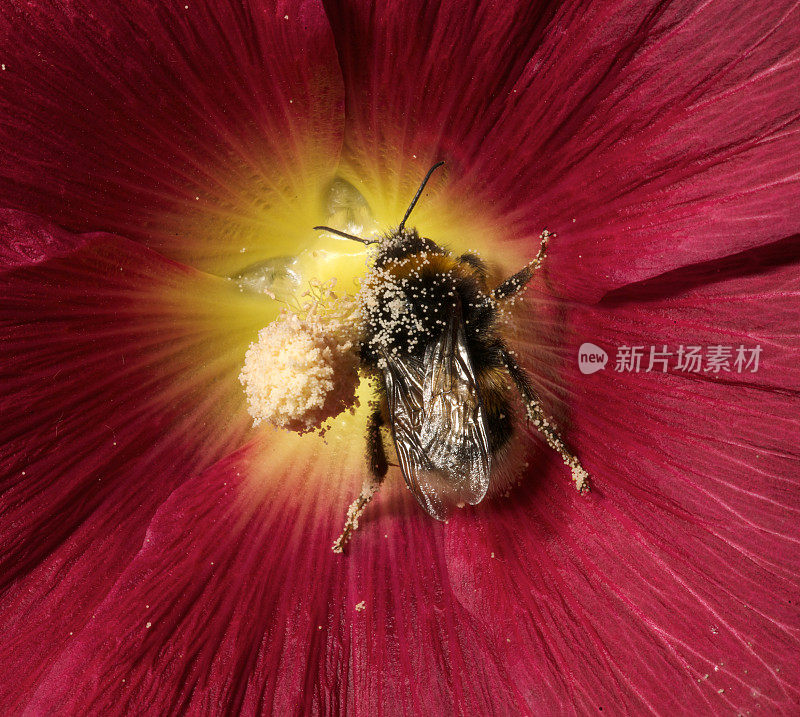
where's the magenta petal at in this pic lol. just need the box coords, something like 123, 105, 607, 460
324, 0, 557, 165
444, 240, 800, 712
0, 212, 271, 710
7, 227, 797, 713
0, 209, 87, 269
22, 442, 530, 714
511, 0, 800, 299
322, 0, 561, 224
2, 2, 798, 713
0, 0, 343, 271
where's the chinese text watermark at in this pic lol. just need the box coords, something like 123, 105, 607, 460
578, 343, 762, 375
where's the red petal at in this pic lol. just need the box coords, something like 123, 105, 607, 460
0, 209, 86, 269
3, 3, 798, 712
17, 240, 798, 712
22, 439, 534, 714
0, 212, 273, 710
0, 1, 343, 274
443, 239, 800, 712
325, 0, 800, 299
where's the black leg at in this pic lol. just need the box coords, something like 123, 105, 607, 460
492, 230, 550, 302
500, 346, 589, 493
499, 345, 537, 409
366, 406, 389, 479
332, 406, 388, 553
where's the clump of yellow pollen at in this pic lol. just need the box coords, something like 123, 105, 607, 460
239, 280, 360, 434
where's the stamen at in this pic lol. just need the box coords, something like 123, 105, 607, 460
239, 279, 361, 434
333, 475, 384, 553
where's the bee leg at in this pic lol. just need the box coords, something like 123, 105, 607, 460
332, 408, 388, 553
491, 230, 551, 302
500, 347, 589, 493
366, 407, 389, 478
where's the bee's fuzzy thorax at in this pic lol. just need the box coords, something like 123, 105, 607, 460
357, 228, 496, 368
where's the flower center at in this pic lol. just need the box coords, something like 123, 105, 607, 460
231, 177, 380, 302
236, 177, 381, 435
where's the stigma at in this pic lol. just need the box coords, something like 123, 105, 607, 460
238, 280, 361, 434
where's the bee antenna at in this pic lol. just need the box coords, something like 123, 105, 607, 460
398, 161, 445, 231
312, 226, 378, 245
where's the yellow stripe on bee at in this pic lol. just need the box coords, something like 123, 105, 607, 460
388, 250, 486, 286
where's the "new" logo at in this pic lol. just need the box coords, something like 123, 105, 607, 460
578, 343, 608, 374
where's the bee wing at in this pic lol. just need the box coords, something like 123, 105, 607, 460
382, 302, 491, 520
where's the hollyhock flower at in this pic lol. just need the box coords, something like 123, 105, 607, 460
1, 0, 798, 713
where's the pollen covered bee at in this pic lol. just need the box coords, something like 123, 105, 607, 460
315, 163, 587, 551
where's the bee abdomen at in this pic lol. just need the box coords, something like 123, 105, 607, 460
478, 369, 515, 453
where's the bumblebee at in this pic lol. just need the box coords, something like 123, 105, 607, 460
315, 163, 587, 551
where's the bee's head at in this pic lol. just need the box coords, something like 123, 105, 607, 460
312, 161, 445, 250
373, 227, 446, 269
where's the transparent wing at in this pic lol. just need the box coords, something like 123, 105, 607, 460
382, 303, 491, 519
